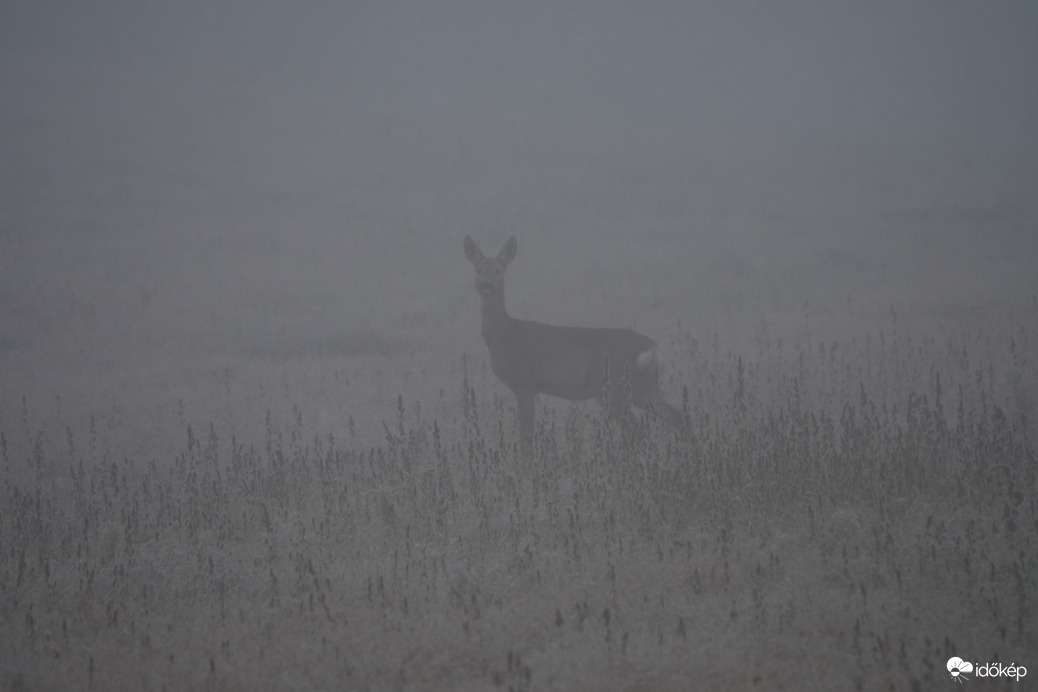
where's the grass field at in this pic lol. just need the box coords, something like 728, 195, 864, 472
2, 300, 1036, 690
3, 4, 1038, 689
3, 128, 1037, 690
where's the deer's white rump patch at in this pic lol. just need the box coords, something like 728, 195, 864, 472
635, 347, 657, 371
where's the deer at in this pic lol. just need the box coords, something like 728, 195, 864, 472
464, 235, 683, 457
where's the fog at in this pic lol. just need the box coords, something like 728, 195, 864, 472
7, 3, 1037, 144
2, 2, 1037, 687
4, 2, 1035, 416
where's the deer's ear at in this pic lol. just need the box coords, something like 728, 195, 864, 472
464, 235, 484, 266
498, 235, 517, 267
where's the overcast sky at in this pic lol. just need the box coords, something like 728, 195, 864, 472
3, 2, 1037, 154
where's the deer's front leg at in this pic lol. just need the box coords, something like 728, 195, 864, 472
515, 389, 536, 458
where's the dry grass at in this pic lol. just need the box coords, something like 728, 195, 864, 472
4, 6, 1037, 688
2, 315, 1035, 691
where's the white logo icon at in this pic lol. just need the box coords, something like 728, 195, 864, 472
947, 657, 973, 683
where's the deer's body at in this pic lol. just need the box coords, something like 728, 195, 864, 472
465, 235, 681, 456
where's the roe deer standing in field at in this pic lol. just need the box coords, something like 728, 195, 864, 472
464, 235, 683, 457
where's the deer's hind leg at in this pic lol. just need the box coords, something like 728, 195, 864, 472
597, 360, 642, 446
630, 352, 685, 432
643, 392, 685, 430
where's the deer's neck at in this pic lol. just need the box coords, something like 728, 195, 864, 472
480, 293, 512, 346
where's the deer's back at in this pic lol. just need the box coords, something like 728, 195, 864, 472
486, 318, 657, 400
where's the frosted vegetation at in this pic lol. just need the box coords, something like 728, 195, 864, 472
3, 127, 1035, 689
2, 3, 1037, 689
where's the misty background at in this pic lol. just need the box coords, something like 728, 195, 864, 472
2, 2, 1037, 457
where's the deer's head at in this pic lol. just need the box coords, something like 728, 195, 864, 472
464, 235, 516, 301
